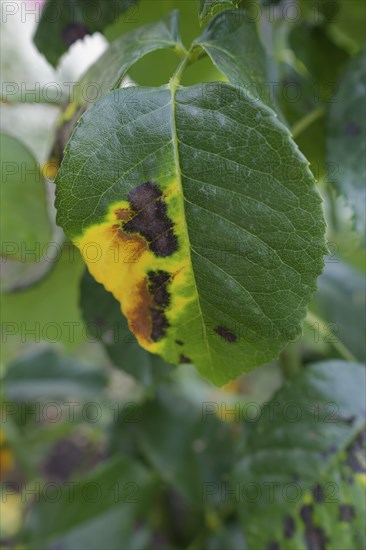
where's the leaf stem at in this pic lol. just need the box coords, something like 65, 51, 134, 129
170, 48, 197, 87
305, 310, 357, 362
291, 107, 325, 140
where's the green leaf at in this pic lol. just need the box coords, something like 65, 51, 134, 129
0, 133, 51, 262
74, 10, 183, 106
193, 9, 272, 107
24, 456, 157, 550
198, 0, 238, 22
327, 47, 366, 238
3, 348, 107, 401
231, 360, 366, 549
80, 268, 173, 386
309, 260, 366, 362
55, 82, 326, 386
33, 0, 138, 67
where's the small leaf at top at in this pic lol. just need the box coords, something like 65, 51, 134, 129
194, 8, 272, 108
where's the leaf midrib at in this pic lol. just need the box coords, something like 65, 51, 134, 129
169, 82, 216, 377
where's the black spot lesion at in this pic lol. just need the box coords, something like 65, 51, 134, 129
123, 182, 178, 257
179, 354, 191, 364
215, 325, 237, 343
147, 270, 171, 342
300, 505, 328, 550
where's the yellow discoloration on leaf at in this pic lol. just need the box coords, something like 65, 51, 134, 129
75, 178, 198, 362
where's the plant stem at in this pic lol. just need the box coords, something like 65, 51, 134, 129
291, 107, 325, 140
280, 342, 301, 379
170, 54, 192, 87
305, 311, 357, 362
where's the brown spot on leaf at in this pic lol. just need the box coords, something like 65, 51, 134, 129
339, 504, 355, 522
150, 308, 169, 342
215, 325, 237, 343
300, 505, 328, 550
123, 182, 178, 257
63, 23, 90, 47
128, 278, 153, 343
147, 270, 171, 342
179, 354, 191, 364
128, 182, 162, 210
115, 208, 130, 221
148, 270, 171, 308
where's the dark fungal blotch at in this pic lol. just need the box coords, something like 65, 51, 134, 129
179, 354, 191, 364
215, 325, 237, 343
150, 308, 170, 342
300, 505, 328, 550
147, 270, 171, 342
148, 270, 171, 308
123, 182, 178, 257
175, 339, 184, 346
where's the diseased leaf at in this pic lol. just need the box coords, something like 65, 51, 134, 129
56, 82, 326, 386
33, 0, 138, 67
231, 360, 366, 549
80, 268, 173, 386
24, 456, 157, 550
194, 9, 272, 107
327, 47, 366, 238
0, 133, 51, 262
